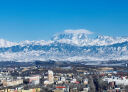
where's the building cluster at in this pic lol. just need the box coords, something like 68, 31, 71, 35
0, 66, 127, 92
103, 76, 128, 92
0, 67, 90, 92
0, 69, 41, 92
43, 70, 89, 92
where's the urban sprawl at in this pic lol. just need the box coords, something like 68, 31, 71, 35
0, 62, 127, 92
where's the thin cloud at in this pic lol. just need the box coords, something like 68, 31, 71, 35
64, 29, 93, 35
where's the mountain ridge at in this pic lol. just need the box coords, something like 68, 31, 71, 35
0, 30, 128, 62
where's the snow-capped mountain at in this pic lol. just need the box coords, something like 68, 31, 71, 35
0, 30, 128, 62
52, 31, 128, 46
0, 39, 17, 48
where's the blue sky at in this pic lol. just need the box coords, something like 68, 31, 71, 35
0, 0, 128, 42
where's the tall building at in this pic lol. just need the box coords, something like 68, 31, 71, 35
48, 70, 54, 83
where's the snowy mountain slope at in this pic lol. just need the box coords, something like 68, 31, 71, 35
0, 30, 128, 62
0, 39, 17, 48
52, 31, 128, 46
0, 41, 128, 62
